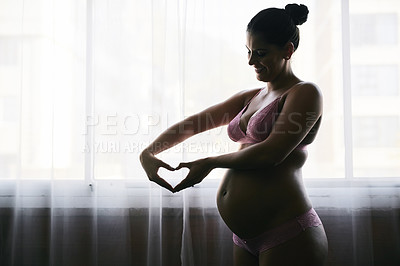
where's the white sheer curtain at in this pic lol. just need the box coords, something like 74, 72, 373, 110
0, 0, 399, 265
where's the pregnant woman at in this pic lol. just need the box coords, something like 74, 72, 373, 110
140, 4, 328, 266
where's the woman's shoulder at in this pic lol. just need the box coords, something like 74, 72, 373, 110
209, 87, 263, 117
238, 87, 264, 105
234, 87, 263, 97
278, 81, 322, 113
292, 81, 321, 94
284, 81, 322, 101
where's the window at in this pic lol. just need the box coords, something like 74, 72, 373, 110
0, 0, 399, 181
350, 13, 398, 46
353, 116, 399, 148
353, 116, 400, 177
351, 65, 398, 97
0, 0, 86, 180
0, 38, 20, 66
349, 1, 400, 178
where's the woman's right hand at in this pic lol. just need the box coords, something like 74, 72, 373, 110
140, 149, 175, 192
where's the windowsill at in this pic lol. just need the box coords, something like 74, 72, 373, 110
304, 177, 400, 187
0, 178, 399, 209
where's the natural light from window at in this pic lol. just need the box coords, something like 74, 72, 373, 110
0, 0, 399, 181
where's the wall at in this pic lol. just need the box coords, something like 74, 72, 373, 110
0, 208, 399, 266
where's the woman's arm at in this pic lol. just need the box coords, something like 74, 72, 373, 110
143, 89, 258, 155
173, 83, 323, 192
210, 83, 323, 169
140, 88, 259, 191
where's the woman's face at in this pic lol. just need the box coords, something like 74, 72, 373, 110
246, 32, 287, 82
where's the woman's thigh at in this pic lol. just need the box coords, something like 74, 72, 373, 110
258, 225, 328, 266
233, 244, 259, 266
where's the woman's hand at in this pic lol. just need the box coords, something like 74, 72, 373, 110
173, 158, 215, 192
140, 149, 175, 192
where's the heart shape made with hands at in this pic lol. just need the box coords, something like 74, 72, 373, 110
157, 166, 190, 189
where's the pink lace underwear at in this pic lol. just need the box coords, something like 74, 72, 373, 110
233, 208, 322, 256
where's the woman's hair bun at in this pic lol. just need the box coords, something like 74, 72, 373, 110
284, 4, 309, 25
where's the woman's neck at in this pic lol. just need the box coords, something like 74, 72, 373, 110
267, 66, 300, 93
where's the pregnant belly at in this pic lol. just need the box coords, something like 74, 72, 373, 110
216, 168, 310, 239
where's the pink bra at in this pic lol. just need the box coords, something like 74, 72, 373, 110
227, 89, 307, 150
228, 89, 280, 144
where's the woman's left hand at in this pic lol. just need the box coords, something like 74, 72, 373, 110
173, 158, 214, 192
